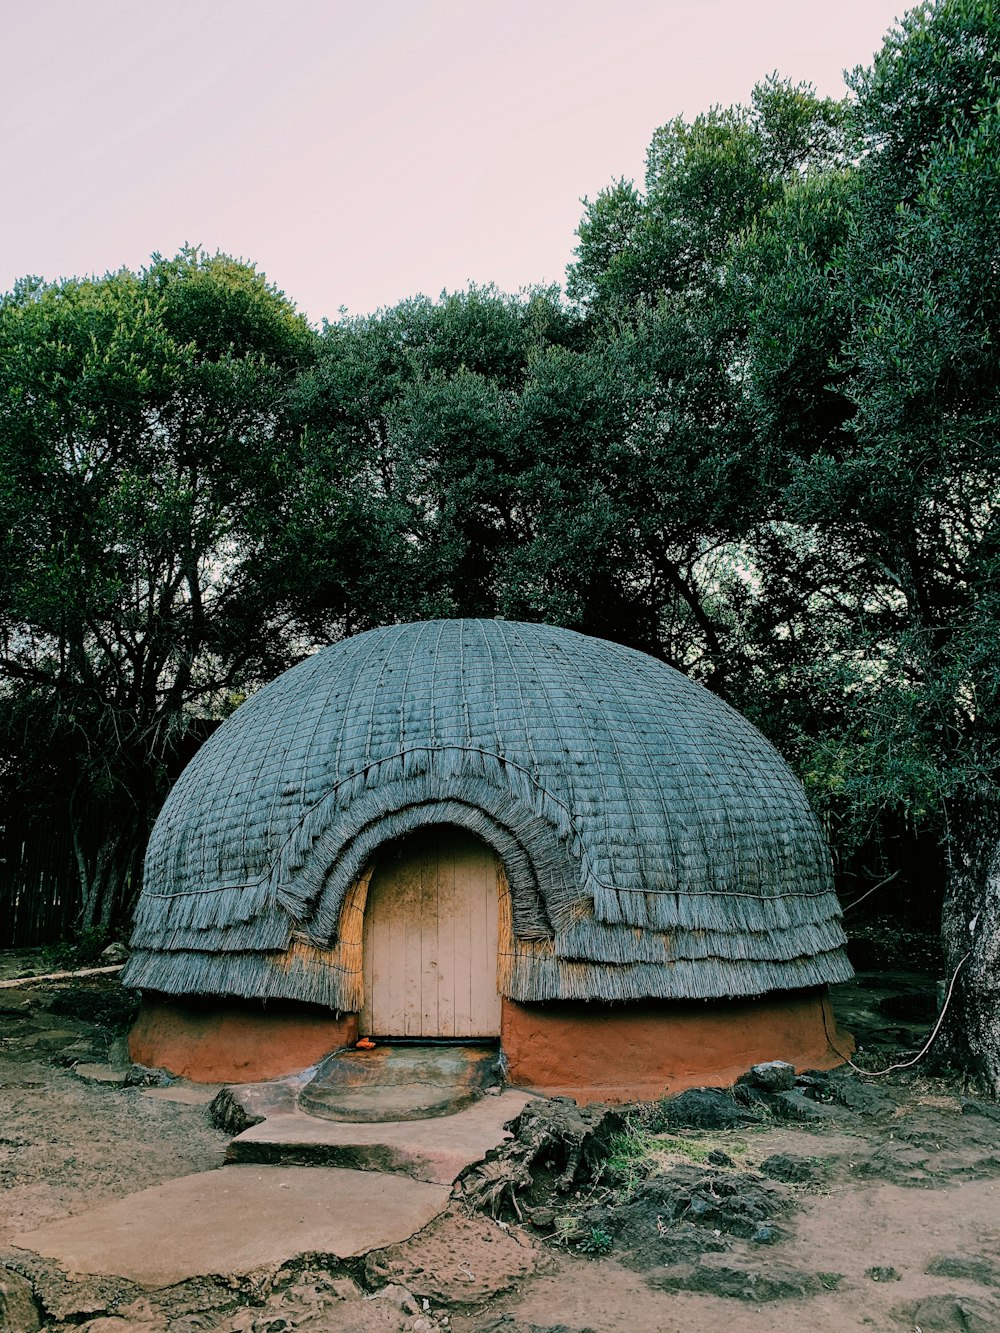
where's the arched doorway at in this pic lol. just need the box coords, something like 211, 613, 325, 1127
361, 826, 502, 1038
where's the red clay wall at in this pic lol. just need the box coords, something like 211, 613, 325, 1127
130, 988, 850, 1095
128, 996, 358, 1083
501, 989, 851, 1104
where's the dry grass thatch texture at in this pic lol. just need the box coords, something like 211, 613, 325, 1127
124, 619, 851, 1004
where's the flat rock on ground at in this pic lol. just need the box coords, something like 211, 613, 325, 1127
12, 1165, 450, 1288
227, 1089, 532, 1185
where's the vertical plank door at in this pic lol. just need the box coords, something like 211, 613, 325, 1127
361, 826, 501, 1038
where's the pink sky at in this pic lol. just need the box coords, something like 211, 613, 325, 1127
3, 0, 903, 323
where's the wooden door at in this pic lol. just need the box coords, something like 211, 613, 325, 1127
361, 826, 501, 1038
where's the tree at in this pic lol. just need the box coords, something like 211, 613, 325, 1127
0, 248, 319, 931
568, 76, 852, 321
734, 0, 1000, 1088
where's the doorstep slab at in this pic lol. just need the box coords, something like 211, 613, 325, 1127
13, 1165, 449, 1288
226, 1089, 533, 1185
299, 1042, 500, 1122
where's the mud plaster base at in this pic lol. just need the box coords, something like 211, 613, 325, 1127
130, 988, 851, 1096
128, 996, 358, 1083
500, 988, 852, 1103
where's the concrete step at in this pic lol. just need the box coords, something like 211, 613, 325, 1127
298, 1042, 501, 1122
225, 1089, 532, 1185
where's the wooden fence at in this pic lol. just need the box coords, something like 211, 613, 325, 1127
0, 824, 82, 948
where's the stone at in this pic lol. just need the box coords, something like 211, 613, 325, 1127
737, 1061, 796, 1093
907, 1294, 1000, 1332
771, 1089, 841, 1122
829, 1076, 895, 1117
123, 1064, 175, 1087
328, 1277, 363, 1302
299, 1043, 501, 1123
56, 1042, 101, 1065
648, 1254, 827, 1302
750, 1225, 779, 1244
654, 1088, 761, 1130
758, 1153, 823, 1184
374, 1283, 420, 1315
20, 1028, 81, 1051
74, 1063, 129, 1085
705, 1149, 733, 1167
926, 1254, 1000, 1288
230, 1089, 532, 1186
209, 1082, 287, 1134
866, 1266, 899, 1282
0, 1269, 40, 1333
100, 943, 130, 964
16, 1166, 450, 1287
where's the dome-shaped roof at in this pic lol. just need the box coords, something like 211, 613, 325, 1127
125, 620, 850, 1005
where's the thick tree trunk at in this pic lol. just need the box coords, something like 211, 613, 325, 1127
939, 796, 1000, 1097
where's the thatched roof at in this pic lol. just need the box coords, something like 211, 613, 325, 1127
124, 620, 851, 1006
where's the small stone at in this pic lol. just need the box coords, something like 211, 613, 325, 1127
115, 1298, 164, 1327
830, 1077, 894, 1117
123, 1064, 175, 1087
866, 1266, 898, 1282
751, 1225, 779, 1244
0, 1269, 40, 1333
80, 1320, 148, 1333
328, 1277, 363, 1302
56, 1042, 100, 1065
656, 1088, 762, 1130
706, 1150, 733, 1167
737, 1061, 797, 1093
374, 1284, 420, 1316
74, 1063, 129, 1085
21, 1028, 81, 1051
758, 1153, 822, 1184
529, 1207, 556, 1228
100, 943, 130, 964
926, 1254, 1000, 1287
909, 1293, 997, 1332
772, 1089, 840, 1122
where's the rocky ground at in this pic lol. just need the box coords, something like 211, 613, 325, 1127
1, 944, 999, 1333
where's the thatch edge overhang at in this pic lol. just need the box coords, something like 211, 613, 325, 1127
124, 941, 853, 1007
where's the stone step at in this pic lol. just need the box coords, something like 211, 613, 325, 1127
298, 1041, 501, 1122
225, 1089, 532, 1185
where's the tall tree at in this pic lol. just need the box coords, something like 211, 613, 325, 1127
0, 248, 318, 930
734, 0, 1000, 1088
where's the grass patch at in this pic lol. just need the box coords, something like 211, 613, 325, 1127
604, 1118, 754, 1191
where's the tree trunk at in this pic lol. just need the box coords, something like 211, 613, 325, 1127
939, 795, 1000, 1097
70, 814, 97, 932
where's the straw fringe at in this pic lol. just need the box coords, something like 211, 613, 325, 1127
123, 941, 854, 1007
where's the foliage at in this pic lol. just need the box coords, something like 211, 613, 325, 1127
568, 75, 853, 319
0, 247, 319, 929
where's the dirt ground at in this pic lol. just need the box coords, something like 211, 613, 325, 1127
2, 947, 999, 1333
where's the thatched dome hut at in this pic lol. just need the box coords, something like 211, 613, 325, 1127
125, 619, 852, 1098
